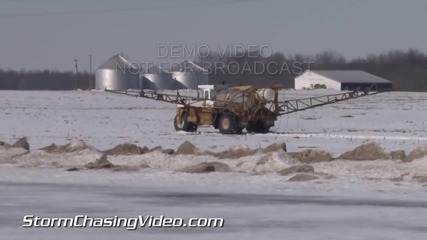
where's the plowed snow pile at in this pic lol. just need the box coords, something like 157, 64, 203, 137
0, 138, 29, 164
104, 143, 147, 155
2, 139, 427, 183
40, 140, 97, 153
339, 142, 389, 160
405, 145, 427, 162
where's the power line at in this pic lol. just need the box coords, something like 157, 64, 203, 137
0, 0, 261, 18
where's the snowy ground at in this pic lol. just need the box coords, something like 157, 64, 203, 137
0, 90, 426, 152
1, 89, 427, 239
2, 167, 427, 240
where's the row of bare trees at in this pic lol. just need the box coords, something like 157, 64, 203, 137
0, 70, 93, 90
199, 48, 427, 91
0, 49, 426, 91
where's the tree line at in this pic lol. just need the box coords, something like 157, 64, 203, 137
0, 48, 426, 91
199, 48, 427, 91
0, 70, 94, 90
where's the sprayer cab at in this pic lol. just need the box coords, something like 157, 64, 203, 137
197, 84, 229, 100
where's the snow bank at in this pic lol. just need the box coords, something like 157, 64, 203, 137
0, 146, 27, 164
40, 140, 99, 153
2, 139, 427, 185
339, 142, 389, 160
404, 145, 427, 162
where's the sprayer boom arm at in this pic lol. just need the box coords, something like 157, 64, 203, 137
105, 89, 197, 105
275, 90, 382, 116
106, 88, 386, 116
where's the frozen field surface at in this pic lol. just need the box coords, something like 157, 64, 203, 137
1, 167, 427, 240
1, 90, 427, 239
0, 90, 426, 152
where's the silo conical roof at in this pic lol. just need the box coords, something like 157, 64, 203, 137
97, 54, 135, 70
170, 60, 208, 73
145, 64, 171, 74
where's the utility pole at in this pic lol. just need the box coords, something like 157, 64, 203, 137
74, 59, 78, 89
89, 54, 92, 90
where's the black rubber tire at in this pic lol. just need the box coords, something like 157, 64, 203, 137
219, 114, 237, 134
174, 113, 199, 132
246, 120, 270, 134
261, 126, 271, 134
174, 113, 189, 131
188, 123, 198, 132
246, 123, 255, 133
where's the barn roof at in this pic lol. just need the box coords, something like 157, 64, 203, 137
305, 70, 391, 83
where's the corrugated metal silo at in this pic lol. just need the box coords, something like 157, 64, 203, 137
95, 54, 139, 90
138, 73, 156, 90
171, 60, 208, 89
141, 65, 176, 90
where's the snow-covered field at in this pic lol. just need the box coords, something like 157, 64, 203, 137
1, 89, 427, 239
2, 167, 427, 240
0, 90, 426, 152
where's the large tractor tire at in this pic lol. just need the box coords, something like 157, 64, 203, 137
174, 113, 198, 132
174, 113, 188, 131
188, 123, 198, 132
246, 120, 270, 134
219, 114, 238, 134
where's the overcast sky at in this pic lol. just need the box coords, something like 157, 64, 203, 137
0, 0, 426, 71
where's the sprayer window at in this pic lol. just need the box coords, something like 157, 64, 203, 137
210, 90, 216, 100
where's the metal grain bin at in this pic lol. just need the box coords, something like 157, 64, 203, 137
141, 65, 176, 90
95, 54, 139, 90
171, 60, 208, 89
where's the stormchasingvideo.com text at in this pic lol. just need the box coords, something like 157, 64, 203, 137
22, 215, 224, 230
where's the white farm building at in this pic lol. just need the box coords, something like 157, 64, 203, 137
294, 70, 392, 91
